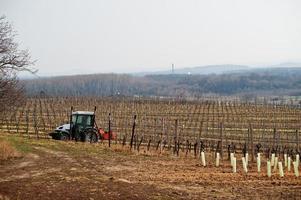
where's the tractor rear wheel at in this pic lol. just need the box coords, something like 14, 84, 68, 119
82, 128, 98, 143
90, 132, 98, 143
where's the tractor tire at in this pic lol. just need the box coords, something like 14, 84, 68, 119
59, 132, 69, 141
82, 128, 98, 143
90, 132, 98, 143
74, 132, 81, 142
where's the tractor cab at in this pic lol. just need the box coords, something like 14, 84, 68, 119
69, 111, 97, 142
70, 111, 95, 137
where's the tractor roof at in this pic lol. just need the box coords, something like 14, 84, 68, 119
72, 111, 94, 115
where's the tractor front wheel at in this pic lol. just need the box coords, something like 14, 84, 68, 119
58, 131, 69, 141
60, 133, 68, 141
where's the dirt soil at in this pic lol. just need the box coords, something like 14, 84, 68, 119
0, 136, 300, 200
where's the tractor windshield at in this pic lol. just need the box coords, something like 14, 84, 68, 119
72, 114, 94, 127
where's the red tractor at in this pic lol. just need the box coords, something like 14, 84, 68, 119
49, 107, 117, 142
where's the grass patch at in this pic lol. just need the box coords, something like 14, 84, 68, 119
3, 136, 33, 153
0, 134, 152, 162
0, 140, 20, 161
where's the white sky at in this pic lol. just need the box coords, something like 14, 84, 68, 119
1, 0, 301, 76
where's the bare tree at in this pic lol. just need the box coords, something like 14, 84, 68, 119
0, 16, 35, 112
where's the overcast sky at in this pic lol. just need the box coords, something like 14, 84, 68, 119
1, 0, 301, 76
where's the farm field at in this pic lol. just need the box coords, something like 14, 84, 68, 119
0, 135, 301, 200
1, 97, 301, 150
0, 97, 301, 199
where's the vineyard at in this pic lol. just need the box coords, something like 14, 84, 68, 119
1, 97, 301, 199
1, 97, 300, 159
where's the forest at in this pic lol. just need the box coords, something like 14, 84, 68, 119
22, 67, 301, 98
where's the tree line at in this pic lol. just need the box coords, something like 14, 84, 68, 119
22, 69, 301, 98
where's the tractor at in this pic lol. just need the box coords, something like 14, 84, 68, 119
49, 107, 116, 143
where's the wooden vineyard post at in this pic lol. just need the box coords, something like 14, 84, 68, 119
160, 118, 165, 153
25, 109, 29, 138
38, 98, 46, 137
14, 107, 19, 135
4, 112, 10, 134
220, 122, 224, 159
296, 130, 299, 150
250, 124, 254, 162
273, 128, 276, 148
137, 135, 143, 152
166, 122, 171, 151
277, 129, 280, 149
174, 119, 178, 155
33, 100, 39, 139
108, 113, 111, 147
69, 106, 73, 140
130, 115, 137, 150
196, 124, 202, 157
45, 100, 52, 134
0, 113, 2, 133
134, 134, 138, 150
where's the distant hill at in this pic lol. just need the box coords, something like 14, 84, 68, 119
264, 62, 301, 69
134, 64, 250, 76
134, 63, 301, 76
